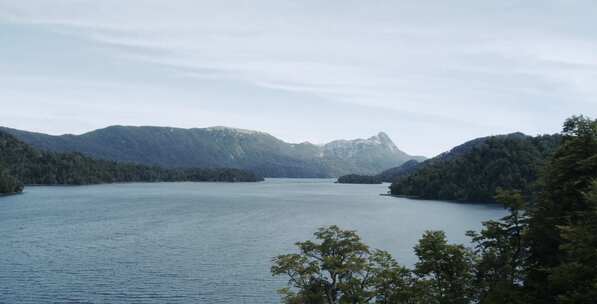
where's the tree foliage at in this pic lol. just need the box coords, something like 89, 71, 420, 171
0, 164, 23, 194
272, 226, 374, 304
467, 190, 528, 304
525, 115, 597, 304
272, 226, 422, 304
414, 231, 475, 304
336, 174, 382, 184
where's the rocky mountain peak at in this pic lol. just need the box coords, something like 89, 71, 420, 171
368, 132, 397, 151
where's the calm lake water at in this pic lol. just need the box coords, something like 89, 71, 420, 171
0, 179, 506, 303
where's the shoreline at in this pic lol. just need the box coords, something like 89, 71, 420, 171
9, 179, 266, 193
380, 193, 420, 199
381, 193, 502, 205
24, 180, 264, 187
0, 191, 23, 197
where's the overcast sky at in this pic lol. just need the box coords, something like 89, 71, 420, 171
1, 1, 596, 157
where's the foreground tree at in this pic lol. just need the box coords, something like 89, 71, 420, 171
466, 190, 528, 304
548, 181, 597, 304
272, 226, 371, 304
272, 226, 420, 304
525, 115, 597, 303
414, 231, 475, 304
368, 250, 425, 304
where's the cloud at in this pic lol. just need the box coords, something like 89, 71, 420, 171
1, 0, 596, 156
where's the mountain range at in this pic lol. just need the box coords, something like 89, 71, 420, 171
0, 126, 424, 178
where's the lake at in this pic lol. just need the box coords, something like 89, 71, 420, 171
0, 179, 506, 303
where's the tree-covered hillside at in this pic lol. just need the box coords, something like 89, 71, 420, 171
336, 174, 382, 184
0, 126, 422, 177
377, 159, 420, 182
390, 133, 562, 202
0, 131, 262, 193
336, 159, 421, 184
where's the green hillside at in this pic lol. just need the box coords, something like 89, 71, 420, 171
390, 133, 562, 202
0, 131, 262, 194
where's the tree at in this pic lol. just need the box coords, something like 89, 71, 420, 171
336, 174, 382, 184
413, 231, 475, 304
368, 250, 426, 304
466, 190, 528, 304
0, 164, 23, 194
272, 226, 424, 304
525, 115, 597, 303
548, 181, 597, 304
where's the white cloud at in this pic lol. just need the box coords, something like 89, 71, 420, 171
1, 0, 596, 156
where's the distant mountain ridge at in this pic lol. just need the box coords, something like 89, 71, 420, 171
0, 126, 424, 178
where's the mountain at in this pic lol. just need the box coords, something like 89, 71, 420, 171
0, 126, 423, 178
0, 130, 262, 193
389, 133, 562, 203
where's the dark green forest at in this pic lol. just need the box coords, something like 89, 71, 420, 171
273, 115, 597, 304
336, 174, 382, 184
390, 133, 562, 202
0, 163, 23, 194
336, 160, 421, 184
0, 131, 263, 194
377, 160, 420, 183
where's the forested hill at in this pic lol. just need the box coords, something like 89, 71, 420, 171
0, 126, 424, 178
377, 159, 420, 182
336, 159, 421, 184
336, 174, 382, 184
0, 131, 263, 194
390, 133, 562, 203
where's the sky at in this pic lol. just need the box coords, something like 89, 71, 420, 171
1, 1, 596, 157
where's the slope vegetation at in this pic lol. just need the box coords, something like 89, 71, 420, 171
0, 131, 262, 194
390, 133, 562, 202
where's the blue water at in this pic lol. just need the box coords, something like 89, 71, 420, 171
0, 179, 505, 303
